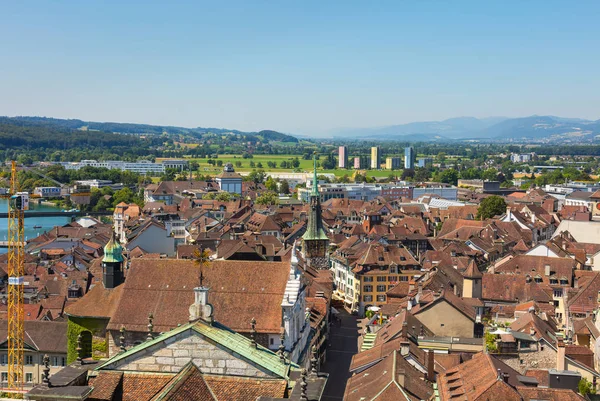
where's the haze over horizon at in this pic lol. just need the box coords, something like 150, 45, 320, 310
2, 1, 599, 135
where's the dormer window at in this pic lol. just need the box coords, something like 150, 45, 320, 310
534, 275, 542, 283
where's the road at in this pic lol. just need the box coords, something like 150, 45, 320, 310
321, 308, 359, 400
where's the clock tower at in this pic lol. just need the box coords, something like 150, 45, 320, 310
302, 154, 330, 269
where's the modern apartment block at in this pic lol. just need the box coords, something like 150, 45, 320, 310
385, 157, 401, 170
404, 146, 415, 169
370, 146, 380, 169
339, 146, 347, 168
417, 158, 433, 168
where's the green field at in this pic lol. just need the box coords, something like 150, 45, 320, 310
157, 154, 405, 178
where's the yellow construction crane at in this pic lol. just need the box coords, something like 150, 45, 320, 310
7, 161, 28, 393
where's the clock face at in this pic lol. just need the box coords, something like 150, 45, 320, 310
596, 203, 600, 211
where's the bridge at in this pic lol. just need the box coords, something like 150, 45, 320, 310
0, 211, 113, 219
0, 241, 25, 248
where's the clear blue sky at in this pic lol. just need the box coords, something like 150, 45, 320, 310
1, 1, 599, 135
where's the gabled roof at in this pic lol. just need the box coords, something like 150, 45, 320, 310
510, 310, 557, 344
146, 362, 288, 401
568, 271, 600, 314
573, 316, 600, 339
350, 338, 404, 372
98, 319, 295, 380
513, 239, 530, 253
463, 259, 482, 279
0, 320, 67, 353
437, 352, 522, 401
65, 264, 124, 320
345, 350, 433, 401
151, 362, 217, 401
413, 289, 477, 322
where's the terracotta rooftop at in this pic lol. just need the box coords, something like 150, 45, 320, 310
437, 352, 522, 401
106, 259, 291, 334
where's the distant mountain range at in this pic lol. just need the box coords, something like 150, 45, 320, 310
0, 116, 299, 143
328, 115, 600, 142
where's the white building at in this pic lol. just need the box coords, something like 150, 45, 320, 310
282, 246, 311, 362
331, 255, 357, 312
510, 153, 534, 163
215, 163, 243, 195
60, 160, 167, 175
564, 191, 594, 209
162, 159, 189, 171
33, 187, 61, 198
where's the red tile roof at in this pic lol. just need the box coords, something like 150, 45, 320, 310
106, 259, 291, 334
437, 352, 522, 401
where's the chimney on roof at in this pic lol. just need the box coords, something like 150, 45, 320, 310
400, 339, 410, 356
557, 339, 566, 371
189, 286, 213, 324
427, 350, 435, 382
401, 321, 408, 339
545, 264, 551, 277
396, 364, 406, 387
506, 206, 512, 220
502, 372, 509, 383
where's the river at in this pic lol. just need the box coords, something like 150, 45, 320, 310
0, 199, 70, 254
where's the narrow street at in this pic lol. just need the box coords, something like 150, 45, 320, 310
321, 308, 360, 400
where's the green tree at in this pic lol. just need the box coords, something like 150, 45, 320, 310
477, 195, 507, 220
214, 192, 232, 201
401, 169, 415, 180
438, 169, 459, 185
112, 188, 135, 206
279, 180, 290, 194
485, 332, 498, 353
481, 168, 499, 182
414, 168, 430, 182
578, 378, 596, 396
255, 191, 279, 205
265, 176, 278, 191
247, 169, 266, 184
460, 168, 481, 180
94, 196, 112, 212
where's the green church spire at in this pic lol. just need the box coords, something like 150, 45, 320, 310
303, 152, 328, 242
312, 152, 319, 197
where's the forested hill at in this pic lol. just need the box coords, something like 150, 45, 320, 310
0, 117, 164, 162
0, 116, 299, 162
0, 116, 298, 142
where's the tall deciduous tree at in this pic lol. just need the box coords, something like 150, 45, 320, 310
477, 195, 507, 220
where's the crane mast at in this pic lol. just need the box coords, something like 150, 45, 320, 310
7, 161, 27, 392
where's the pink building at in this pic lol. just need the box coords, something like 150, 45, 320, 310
339, 146, 347, 169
